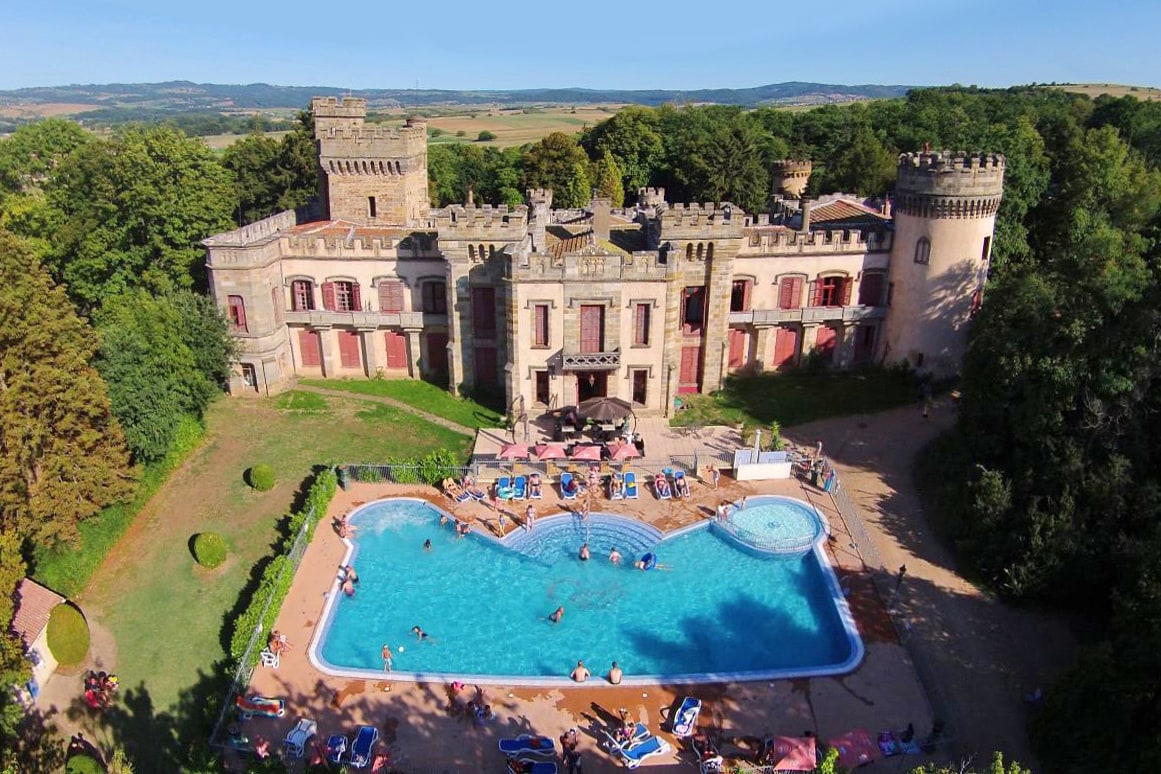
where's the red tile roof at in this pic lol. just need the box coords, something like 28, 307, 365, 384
810, 199, 890, 228
11, 579, 64, 648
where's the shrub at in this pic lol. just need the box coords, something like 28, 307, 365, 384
248, 463, 276, 491
477, 130, 496, 142
430, 128, 444, 137
193, 532, 228, 568
46, 603, 89, 666
455, 130, 466, 137
417, 449, 463, 485
65, 755, 104, 774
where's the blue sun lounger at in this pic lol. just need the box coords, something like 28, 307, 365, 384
671, 696, 701, 737
325, 734, 347, 764
674, 469, 691, 498
498, 735, 556, 756
513, 475, 528, 500
496, 476, 514, 500
506, 757, 559, 774
560, 472, 578, 500
603, 728, 672, 769
348, 725, 378, 769
653, 474, 672, 500
624, 471, 639, 499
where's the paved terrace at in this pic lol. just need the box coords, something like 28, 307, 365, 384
236, 465, 937, 772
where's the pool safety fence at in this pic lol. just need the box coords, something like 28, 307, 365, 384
208, 508, 314, 754
828, 467, 958, 755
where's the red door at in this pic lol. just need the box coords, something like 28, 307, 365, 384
385, 331, 408, 369
774, 327, 798, 370
814, 326, 837, 363
474, 346, 497, 384
678, 346, 702, 393
853, 324, 877, 364
579, 305, 604, 353
338, 331, 361, 368
426, 333, 448, 375
728, 328, 746, 368
298, 329, 321, 367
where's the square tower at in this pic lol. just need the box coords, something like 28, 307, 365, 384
312, 97, 430, 225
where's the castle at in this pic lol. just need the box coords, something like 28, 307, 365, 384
205, 97, 1004, 415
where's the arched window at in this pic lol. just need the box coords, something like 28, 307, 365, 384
914, 237, 931, 265
696, 243, 704, 260
686, 244, 693, 260
468, 244, 476, 260
706, 242, 714, 260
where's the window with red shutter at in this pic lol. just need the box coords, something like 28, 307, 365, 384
350, 282, 362, 312
840, 277, 852, 306
298, 329, 321, 367
423, 281, 447, 314
338, 331, 361, 368
779, 277, 804, 310
321, 282, 336, 311
728, 328, 746, 367
474, 346, 497, 384
579, 305, 604, 353
679, 346, 701, 390
730, 280, 751, 312
533, 304, 549, 347
227, 295, 247, 332
682, 287, 706, 334
385, 331, 408, 368
379, 281, 405, 313
472, 287, 496, 337
858, 273, 885, 306
292, 280, 315, 311
634, 303, 650, 345
817, 277, 843, 306
814, 326, 837, 362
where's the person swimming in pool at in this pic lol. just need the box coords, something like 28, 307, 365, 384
609, 546, 622, 564
549, 606, 564, 623
579, 543, 590, 561
411, 626, 432, 641
424, 538, 432, 551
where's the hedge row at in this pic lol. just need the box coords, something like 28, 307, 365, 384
228, 467, 338, 662
349, 449, 463, 485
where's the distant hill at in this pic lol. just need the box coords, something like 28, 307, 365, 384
1055, 82, 1161, 101
0, 80, 914, 117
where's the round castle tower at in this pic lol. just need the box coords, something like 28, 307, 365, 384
882, 151, 1004, 376
771, 159, 813, 198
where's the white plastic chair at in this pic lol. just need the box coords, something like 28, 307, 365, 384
260, 648, 280, 669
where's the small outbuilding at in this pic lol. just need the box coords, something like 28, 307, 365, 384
10, 578, 65, 703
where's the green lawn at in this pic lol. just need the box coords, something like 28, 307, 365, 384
300, 377, 504, 428
671, 368, 916, 429
75, 392, 471, 764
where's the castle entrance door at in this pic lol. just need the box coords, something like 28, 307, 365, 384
576, 372, 608, 403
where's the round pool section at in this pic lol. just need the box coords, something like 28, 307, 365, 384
716, 495, 825, 554
308, 498, 862, 685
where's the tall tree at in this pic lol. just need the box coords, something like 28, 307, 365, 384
522, 132, 591, 208
45, 126, 234, 310
593, 152, 625, 207
0, 228, 133, 545
581, 106, 664, 198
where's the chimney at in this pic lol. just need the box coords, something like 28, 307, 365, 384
799, 198, 812, 234
591, 195, 611, 243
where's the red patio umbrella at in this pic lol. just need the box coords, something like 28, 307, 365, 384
533, 443, 569, 461
827, 729, 880, 771
607, 441, 640, 461
769, 736, 817, 771
497, 443, 528, 460
569, 444, 603, 461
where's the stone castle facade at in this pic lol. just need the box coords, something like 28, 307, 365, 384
205, 97, 1004, 415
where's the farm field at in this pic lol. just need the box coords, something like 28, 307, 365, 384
1056, 82, 1161, 100
421, 106, 619, 147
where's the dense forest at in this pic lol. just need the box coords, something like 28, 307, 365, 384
2, 86, 1161, 769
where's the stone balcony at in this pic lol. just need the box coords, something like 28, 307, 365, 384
283, 310, 425, 329
728, 305, 887, 326
562, 350, 621, 370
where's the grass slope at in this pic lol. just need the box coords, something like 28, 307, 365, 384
299, 378, 503, 428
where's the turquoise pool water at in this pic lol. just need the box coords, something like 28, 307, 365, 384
311, 498, 861, 683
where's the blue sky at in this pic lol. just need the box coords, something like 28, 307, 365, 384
2, 0, 1157, 91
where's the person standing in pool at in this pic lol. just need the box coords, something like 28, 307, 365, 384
549, 606, 564, 623
424, 538, 432, 551
579, 543, 590, 561
382, 644, 393, 672
609, 547, 622, 564
525, 504, 535, 531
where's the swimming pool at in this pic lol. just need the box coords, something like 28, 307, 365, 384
308, 497, 862, 685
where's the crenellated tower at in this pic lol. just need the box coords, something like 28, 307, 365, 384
771, 159, 813, 199
882, 151, 1004, 376
312, 97, 429, 225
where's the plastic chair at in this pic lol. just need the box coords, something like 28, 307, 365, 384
260, 648, 280, 669
283, 718, 317, 759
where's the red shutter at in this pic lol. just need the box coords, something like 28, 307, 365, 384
299, 329, 321, 367
228, 295, 247, 331
472, 288, 496, 337
338, 331, 361, 368
379, 281, 404, 313
534, 304, 548, 346
635, 303, 649, 345
351, 283, 362, 312
814, 326, 837, 362
743, 280, 752, 312
779, 278, 794, 309
790, 277, 803, 309
809, 280, 821, 307
474, 346, 497, 384
580, 305, 603, 353
385, 331, 408, 368
728, 328, 746, 367
774, 327, 798, 369
679, 346, 701, 391
321, 282, 336, 311
840, 277, 853, 306
426, 333, 448, 373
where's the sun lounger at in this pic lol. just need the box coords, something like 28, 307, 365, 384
326, 734, 348, 764
513, 475, 528, 499
496, 476, 514, 500
463, 477, 487, 500
529, 474, 543, 499
235, 694, 285, 718
624, 471, 639, 499
603, 728, 672, 770
671, 696, 701, 737
674, 470, 692, 498
559, 472, 578, 501
349, 725, 379, 769
506, 756, 559, 774
653, 475, 672, 500
283, 718, 318, 758
498, 735, 556, 756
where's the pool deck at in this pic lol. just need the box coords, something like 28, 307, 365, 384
239, 471, 934, 771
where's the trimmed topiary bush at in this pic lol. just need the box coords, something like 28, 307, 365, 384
46, 603, 89, 666
248, 463, 276, 491
193, 532, 228, 568
65, 754, 103, 774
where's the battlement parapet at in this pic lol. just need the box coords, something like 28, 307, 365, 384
312, 96, 368, 117
896, 151, 1005, 198
659, 202, 746, 238
316, 123, 429, 157
526, 188, 553, 207
433, 204, 529, 239
203, 210, 297, 248
636, 187, 666, 206
740, 226, 892, 255
509, 248, 671, 282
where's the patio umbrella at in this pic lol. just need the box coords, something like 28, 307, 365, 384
769, 736, 817, 772
578, 396, 633, 423
533, 443, 569, 461
827, 729, 880, 771
497, 443, 528, 460
570, 444, 603, 461
607, 441, 640, 461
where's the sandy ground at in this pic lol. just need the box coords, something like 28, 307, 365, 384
239, 474, 934, 772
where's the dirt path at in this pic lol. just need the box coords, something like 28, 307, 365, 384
786, 398, 1076, 769
293, 384, 476, 436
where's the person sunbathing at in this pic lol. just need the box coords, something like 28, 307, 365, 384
562, 477, 579, 496
443, 478, 466, 499
654, 475, 671, 498
462, 477, 486, 499
675, 477, 691, 498
609, 474, 623, 498
529, 473, 542, 498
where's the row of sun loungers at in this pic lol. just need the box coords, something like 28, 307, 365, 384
281, 718, 382, 769
445, 468, 703, 505
652, 470, 691, 500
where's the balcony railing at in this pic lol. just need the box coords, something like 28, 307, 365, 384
284, 310, 425, 328
728, 305, 887, 326
562, 350, 621, 370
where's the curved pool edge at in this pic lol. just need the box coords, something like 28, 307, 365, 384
306, 495, 865, 686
